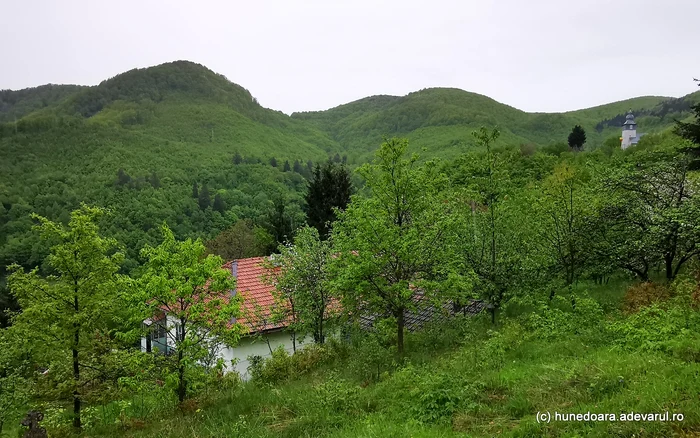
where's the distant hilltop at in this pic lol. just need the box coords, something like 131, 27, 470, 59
1, 60, 699, 160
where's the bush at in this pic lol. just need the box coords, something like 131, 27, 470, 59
249, 347, 292, 384
312, 373, 359, 414
408, 371, 471, 423
610, 295, 700, 352
347, 335, 394, 383
622, 282, 671, 313
247, 344, 334, 384
407, 314, 482, 353
518, 294, 604, 340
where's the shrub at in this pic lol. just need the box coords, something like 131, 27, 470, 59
312, 373, 359, 414
290, 344, 332, 375
519, 295, 604, 340
253, 347, 293, 384
347, 335, 394, 383
248, 344, 334, 384
406, 370, 477, 424
622, 282, 671, 313
610, 296, 700, 352
407, 314, 482, 353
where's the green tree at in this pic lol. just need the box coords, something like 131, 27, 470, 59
198, 184, 211, 210
0, 330, 30, 435
205, 219, 273, 260
192, 181, 199, 199
212, 193, 225, 213
233, 151, 243, 165
293, 159, 303, 174
149, 171, 161, 188
267, 226, 334, 345
138, 225, 239, 403
266, 197, 294, 246
536, 162, 592, 289
568, 125, 587, 151
6, 205, 125, 429
453, 128, 532, 317
305, 161, 353, 240
283, 160, 291, 172
675, 103, 700, 146
597, 151, 700, 280
116, 168, 132, 187
270, 157, 278, 168
674, 78, 700, 141
332, 138, 462, 354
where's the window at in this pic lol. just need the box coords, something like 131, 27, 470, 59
153, 321, 167, 339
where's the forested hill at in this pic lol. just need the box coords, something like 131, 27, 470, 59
0, 61, 343, 278
1, 60, 698, 277
292, 88, 700, 161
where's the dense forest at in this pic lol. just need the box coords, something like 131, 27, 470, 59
1, 62, 700, 437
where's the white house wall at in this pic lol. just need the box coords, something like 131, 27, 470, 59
216, 331, 305, 379
141, 327, 305, 380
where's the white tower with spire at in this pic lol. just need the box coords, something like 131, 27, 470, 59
621, 110, 640, 150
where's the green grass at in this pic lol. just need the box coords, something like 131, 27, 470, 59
33, 279, 699, 438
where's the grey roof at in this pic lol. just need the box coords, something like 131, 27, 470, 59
623, 110, 636, 126
359, 298, 486, 332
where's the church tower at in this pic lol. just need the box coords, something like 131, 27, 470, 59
621, 110, 639, 150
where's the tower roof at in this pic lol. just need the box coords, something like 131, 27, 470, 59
623, 110, 636, 126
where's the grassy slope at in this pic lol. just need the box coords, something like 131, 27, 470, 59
72, 280, 700, 438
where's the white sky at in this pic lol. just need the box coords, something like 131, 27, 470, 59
2, 0, 699, 114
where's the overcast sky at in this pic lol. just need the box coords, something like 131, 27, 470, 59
2, 0, 699, 114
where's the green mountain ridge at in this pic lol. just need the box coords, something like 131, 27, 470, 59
1, 60, 698, 269
4, 61, 698, 163
0, 84, 86, 123
293, 88, 700, 160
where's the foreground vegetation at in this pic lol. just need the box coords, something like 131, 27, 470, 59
2, 66, 700, 437
8, 278, 700, 438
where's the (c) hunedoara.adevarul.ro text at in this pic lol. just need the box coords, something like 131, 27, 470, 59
536, 411, 684, 423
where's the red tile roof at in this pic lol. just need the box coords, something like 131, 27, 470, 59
223, 257, 287, 334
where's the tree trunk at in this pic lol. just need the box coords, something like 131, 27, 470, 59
397, 309, 405, 354
73, 292, 81, 430
318, 308, 325, 344
177, 349, 186, 403
177, 318, 187, 403
73, 344, 80, 429
665, 255, 674, 281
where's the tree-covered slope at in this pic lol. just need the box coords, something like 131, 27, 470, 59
293, 88, 699, 161
3, 61, 340, 160
1, 59, 697, 272
0, 61, 341, 272
0, 84, 85, 123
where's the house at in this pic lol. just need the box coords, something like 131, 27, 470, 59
141, 256, 485, 379
141, 256, 303, 379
